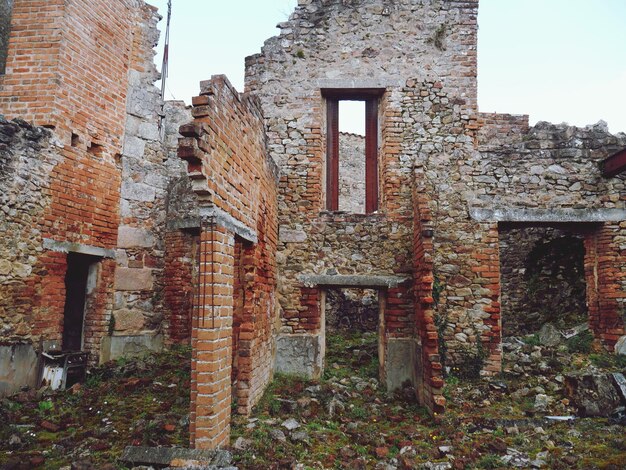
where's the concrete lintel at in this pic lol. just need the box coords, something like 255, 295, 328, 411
317, 78, 403, 90
43, 238, 115, 258
469, 207, 626, 223
169, 206, 258, 244
299, 274, 409, 288
167, 217, 202, 232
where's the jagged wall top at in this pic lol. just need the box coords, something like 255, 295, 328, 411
245, 0, 478, 101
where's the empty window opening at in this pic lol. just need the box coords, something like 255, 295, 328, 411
324, 288, 380, 381
62, 253, 99, 352
338, 101, 366, 213
324, 89, 382, 213
71, 132, 80, 147
0, 0, 13, 74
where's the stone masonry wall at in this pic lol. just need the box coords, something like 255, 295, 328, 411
0, 0, 12, 74
474, 118, 626, 350
0, 0, 196, 392
112, 0, 194, 351
0, 0, 154, 367
246, 0, 478, 410
0, 119, 62, 344
499, 227, 587, 336
179, 75, 278, 448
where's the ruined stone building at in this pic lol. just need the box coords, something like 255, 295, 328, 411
1, 0, 625, 450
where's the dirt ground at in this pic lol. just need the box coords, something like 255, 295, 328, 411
1, 330, 625, 469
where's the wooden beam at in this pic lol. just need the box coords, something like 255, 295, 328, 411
602, 148, 626, 177
326, 99, 339, 211
365, 99, 379, 213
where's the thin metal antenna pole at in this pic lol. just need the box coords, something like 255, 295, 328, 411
159, 0, 172, 140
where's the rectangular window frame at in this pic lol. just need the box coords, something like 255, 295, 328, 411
322, 88, 384, 214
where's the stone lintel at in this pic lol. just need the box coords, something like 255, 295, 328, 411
317, 78, 403, 90
167, 206, 258, 244
299, 274, 409, 288
469, 208, 626, 223
43, 238, 115, 258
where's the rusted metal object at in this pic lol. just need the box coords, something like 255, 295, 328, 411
602, 147, 626, 177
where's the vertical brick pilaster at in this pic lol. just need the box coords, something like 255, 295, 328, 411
190, 223, 234, 450
584, 223, 626, 349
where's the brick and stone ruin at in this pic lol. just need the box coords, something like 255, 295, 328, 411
1, 0, 626, 451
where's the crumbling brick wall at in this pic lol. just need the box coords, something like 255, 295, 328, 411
111, 0, 194, 349
0, 0, 150, 366
179, 75, 278, 448
0, 0, 196, 391
0, 120, 62, 345
473, 118, 626, 350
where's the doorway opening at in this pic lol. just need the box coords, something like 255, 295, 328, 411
323, 288, 381, 382
62, 252, 99, 352
499, 225, 588, 339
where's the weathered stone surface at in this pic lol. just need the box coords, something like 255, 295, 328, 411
615, 336, 626, 355
385, 338, 418, 392
275, 334, 322, 378
119, 446, 232, 467
113, 309, 145, 332
279, 228, 307, 243
537, 324, 562, 347
0, 344, 38, 396
99, 335, 163, 364
114, 268, 154, 291
564, 372, 622, 417
117, 226, 156, 249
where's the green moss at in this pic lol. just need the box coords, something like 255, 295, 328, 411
566, 330, 593, 354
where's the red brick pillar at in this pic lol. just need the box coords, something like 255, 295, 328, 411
584, 223, 626, 349
190, 223, 234, 449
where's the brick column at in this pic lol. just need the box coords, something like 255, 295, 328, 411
190, 222, 234, 449
584, 223, 626, 349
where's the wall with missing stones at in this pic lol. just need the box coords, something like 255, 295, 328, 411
0, 0, 197, 394
178, 75, 279, 449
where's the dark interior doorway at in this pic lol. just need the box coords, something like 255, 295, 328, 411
62, 253, 98, 351
499, 225, 588, 337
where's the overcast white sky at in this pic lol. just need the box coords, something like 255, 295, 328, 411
148, 0, 626, 135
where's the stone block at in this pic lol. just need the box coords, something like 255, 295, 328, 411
0, 344, 38, 397
385, 338, 417, 392
114, 267, 154, 291
615, 336, 626, 356
275, 334, 322, 378
121, 181, 156, 202
117, 226, 156, 249
113, 309, 145, 332
122, 135, 146, 158
100, 334, 163, 364
279, 228, 307, 243
138, 122, 160, 141
119, 446, 232, 467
